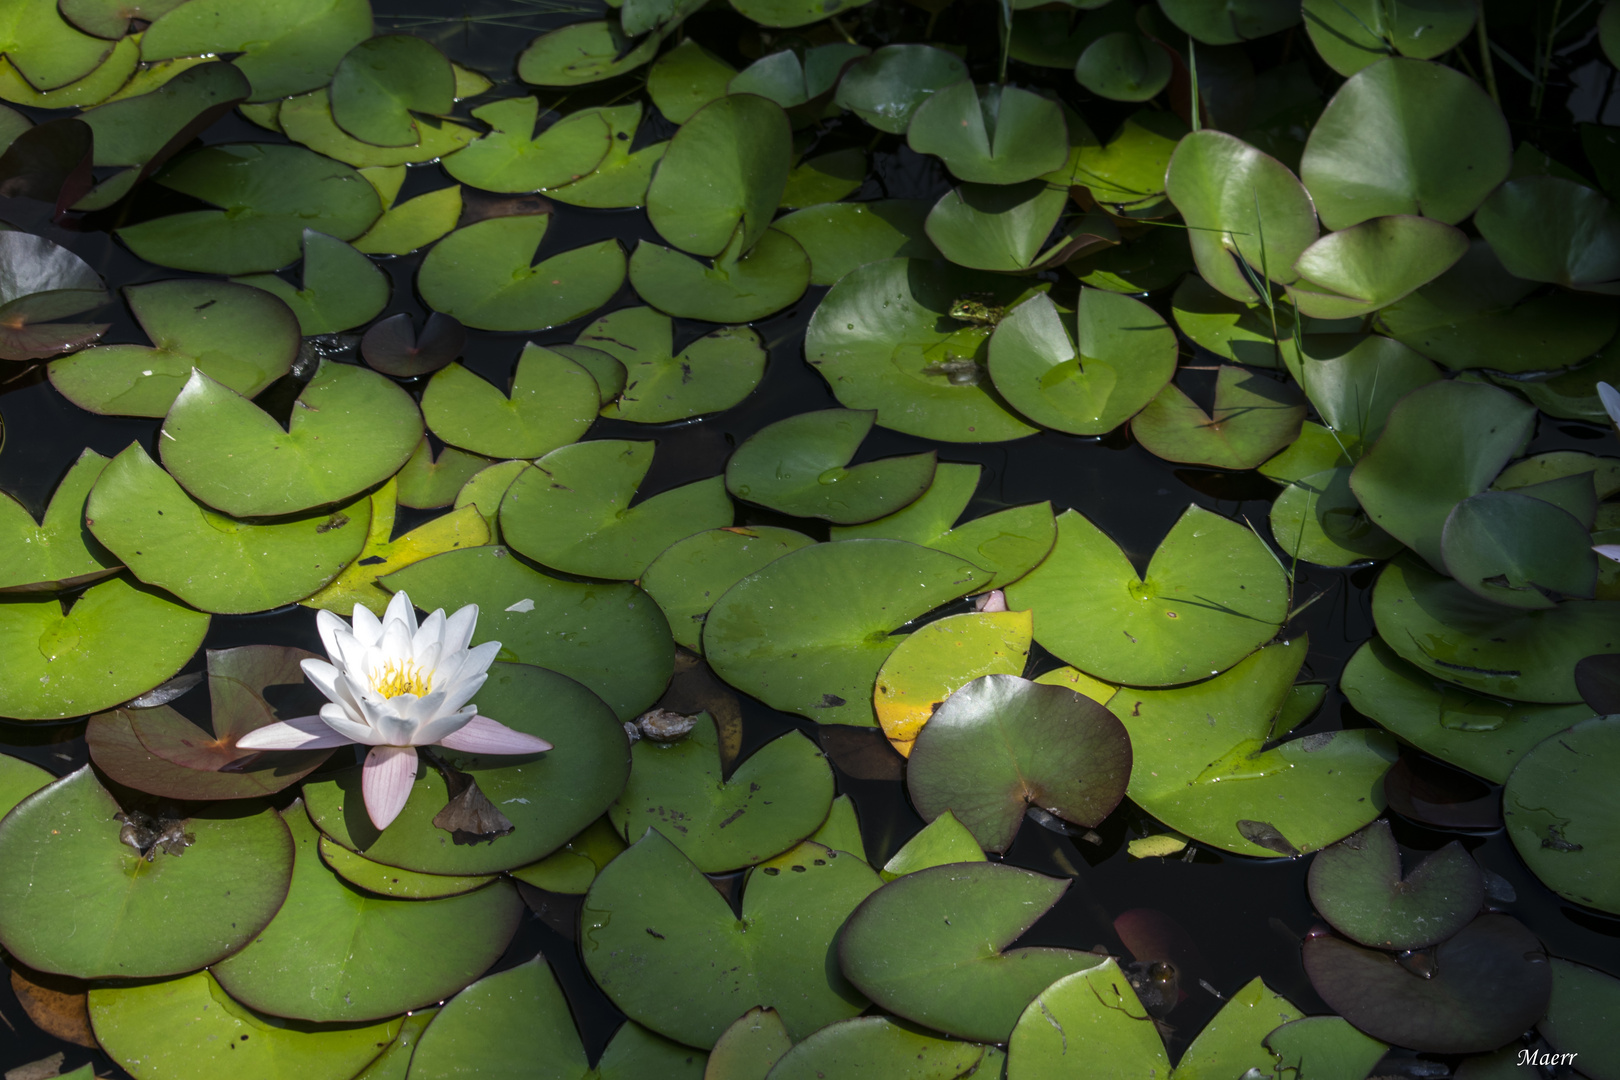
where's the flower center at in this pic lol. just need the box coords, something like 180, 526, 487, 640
370, 659, 432, 698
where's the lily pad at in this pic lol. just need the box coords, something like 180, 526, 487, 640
1069, 223, 1193, 294
48, 278, 299, 418
583, 832, 881, 1048
1475, 175, 1620, 290
515, 21, 662, 88
768, 1017, 985, 1080
0, 35, 135, 109
908, 674, 1132, 853
212, 807, 523, 1022
1504, 715, 1620, 915
329, 34, 455, 148
838, 862, 1098, 1043
925, 181, 1113, 273
1289, 215, 1469, 320
1300, 58, 1511, 230
1004, 505, 1289, 687
725, 408, 935, 524
140, 0, 370, 101
116, 143, 381, 274
730, 45, 866, 111
648, 38, 736, 125
0, 449, 117, 592
508, 814, 625, 894
0, 766, 293, 977
280, 88, 478, 168
232, 229, 389, 336
1158, 0, 1299, 43
0, 230, 108, 362
421, 345, 599, 460
771, 200, 937, 287
648, 94, 790, 259
1441, 491, 1598, 608
0, 754, 52, 819
1286, 333, 1442, 455
1264, 1016, 1389, 1080
873, 609, 1032, 757
417, 215, 624, 332
303, 661, 629, 874
0, 574, 208, 720
705, 539, 986, 726
160, 362, 421, 518
1302, 0, 1478, 75
704, 1008, 793, 1079
361, 311, 464, 380
1303, 914, 1552, 1053
1371, 556, 1620, 703
609, 712, 832, 872
881, 810, 985, 879
907, 80, 1067, 185
627, 230, 810, 324
1270, 467, 1403, 567
86, 442, 370, 615
0, 0, 114, 92
1539, 958, 1620, 1079
834, 44, 968, 134
395, 441, 491, 511
444, 97, 612, 193
729, 0, 874, 27
577, 306, 766, 423
1074, 110, 1186, 214
1307, 820, 1483, 949
384, 547, 672, 720
318, 837, 493, 899
1075, 32, 1172, 102
1113, 639, 1397, 857
989, 290, 1178, 436
352, 172, 461, 256
1006, 959, 1169, 1078
640, 526, 817, 653
551, 343, 626, 405
543, 104, 666, 209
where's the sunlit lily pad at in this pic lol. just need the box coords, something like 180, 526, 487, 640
1504, 715, 1620, 915
49, 278, 299, 418
552, 343, 626, 405
508, 814, 624, 894
0, 33, 134, 108
0, 0, 114, 92
232, 229, 389, 335
353, 168, 461, 256
384, 547, 673, 720
1007, 959, 1168, 1078
881, 810, 985, 880
909, 674, 1131, 852
318, 837, 493, 899
1289, 215, 1469, 320
1264, 1016, 1389, 1080
1475, 175, 1620, 290
417, 215, 624, 332
1442, 491, 1597, 608
329, 34, 454, 148
584, 832, 881, 1048
444, 97, 612, 193
1113, 639, 1397, 857
1169, 273, 1305, 370
774, 200, 938, 287
501, 440, 732, 579
627, 230, 810, 323
907, 80, 1067, 185
648, 94, 790, 258
768, 1017, 985, 1080
213, 807, 522, 1022
87, 442, 370, 615
873, 609, 1032, 757
0, 753, 52, 820
280, 88, 478, 168
515, 21, 661, 88
729, 0, 874, 27
160, 362, 420, 518
1372, 556, 1620, 703
1304, 914, 1551, 1053
452, 460, 527, 536
421, 345, 599, 460
140, 0, 370, 101
0, 573, 208, 720
0, 230, 108, 362
577, 306, 766, 423
0, 766, 293, 977
1005, 505, 1288, 687
609, 712, 832, 872
1074, 109, 1186, 214
639, 527, 816, 653
0, 449, 117, 592
726, 408, 935, 524
705, 539, 986, 726
1307, 820, 1483, 949
838, 862, 1098, 1042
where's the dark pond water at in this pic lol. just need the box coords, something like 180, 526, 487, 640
3, 1, 1620, 1075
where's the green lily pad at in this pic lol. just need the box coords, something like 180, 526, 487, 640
1349, 380, 1535, 569
648, 94, 790, 258
1260, 422, 1356, 482
729, 0, 874, 27
1006, 505, 1289, 686
830, 462, 1056, 591
1075, 32, 1172, 102
1475, 175, 1620, 290
1169, 273, 1308, 370
1264, 1016, 1389, 1080
730, 45, 866, 111
1074, 109, 1186, 214
317, 837, 494, 899
329, 34, 454, 148
1300, 58, 1510, 230
1270, 467, 1403, 567
772, 200, 937, 287
0, 0, 114, 92
705, 1008, 792, 1080
584, 832, 881, 1048
421, 345, 599, 460
873, 609, 1033, 756
988, 289, 1177, 436
1304, 914, 1551, 1053
1302, 0, 1477, 75
160, 361, 421, 518
1540, 958, 1620, 1079
881, 810, 986, 879
1113, 639, 1397, 857
395, 439, 491, 510
280, 88, 478, 168
628, 229, 811, 323
551, 343, 626, 405
725, 408, 935, 524
640, 526, 817, 653
0, 449, 117, 592
1007, 959, 1169, 1078
1504, 715, 1620, 914
444, 97, 612, 193
705, 539, 987, 726
907, 80, 1068, 185
609, 712, 832, 872
508, 814, 625, 894
86, 442, 370, 615
1496, 451, 1620, 499
908, 674, 1132, 852
79, 59, 249, 179
1307, 820, 1483, 949
452, 460, 527, 537
1069, 223, 1193, 294
577, 306, 766, 423
48, 278, 300, 418
0, 753, 52, 820
90, 971, 403, 1080
543, 104, 666, 209
1173, 976, 1307, 1075
0, 230, 109, 362
352, 170, 461, 255
419, 215, 624, 332
231, 229, 389, 335
804, 258, 1040, 443
1340, 638, 1595, 784
0, 573, 208, 720
0, 767, 292, 977
1442, 491, 1598, 608
304, 661, 629, 874
925, 181, 1112, 273
354, 1009, 436, 1080
648, 38, 736, 125
768, 1017, 985, 1080
141, 0, 370, 101
1287, 333, 1442, 455
838, 862, 1097, 1043
1372, 556, 1620, 703
1164, 129, 1319, 303
0, 34, 134, 108
383, 546, 673, 720
516, 21, 661, 88
1289, 215, 1470, 320
501, 440, 733, 579
116, 143, 381, 273
833, 44, 970, 134
213, 807, 523, 1022
1158, 0, 1299, 43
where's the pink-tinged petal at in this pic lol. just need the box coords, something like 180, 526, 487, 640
974, 589, 1008, 613
362, 745, 419, 830
436, 716, 552, 755
412, 706, 477, 747
349, 603, 383, 647
315, 609, 350, 660
1597, 544, 1620, 564
443, 604, 478, 654
383, 589, 419, 637
236, 715, 355, 750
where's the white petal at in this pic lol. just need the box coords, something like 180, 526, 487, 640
362, 745, 419, 830
383, 589, 419, 637
319, 703, 380, 745
349, 603, 384, 648
412, 608, 446, 656
412, 706, 477, 746
378, 619, 414, 666
1596, 544, 1620, 564
437, 716, 552, 755
330, 628, 369, 675
1600, 382, 1620, 427
413, 641, 444, 684
443, 604, 478, 654
235, 715, 355, 750
315, 609, 350, 662
300, 658, 346, 704
436, 672, 487, 717
397, 687, 450, 725
454, 640, 502, 683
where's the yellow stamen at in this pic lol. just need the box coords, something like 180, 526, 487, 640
370, 659, 432, 698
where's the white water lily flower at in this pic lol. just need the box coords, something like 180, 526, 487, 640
236, 591, 550, 830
